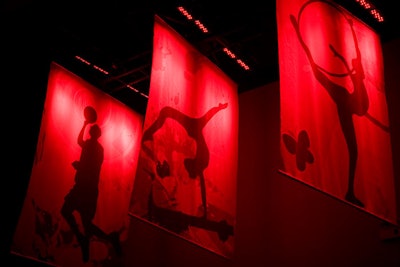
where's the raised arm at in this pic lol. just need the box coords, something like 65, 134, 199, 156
77, 120, 89, 147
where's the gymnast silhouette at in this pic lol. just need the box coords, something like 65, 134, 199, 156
61, 107, 121, 262
290, 7, 368, 208
142, 103, 228, 219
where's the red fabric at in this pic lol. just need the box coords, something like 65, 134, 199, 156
12, 62, 143, 265
129, 16, 238, 258
277, 0, 397, 223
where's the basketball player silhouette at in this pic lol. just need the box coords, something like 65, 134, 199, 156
61, 106, 121, 262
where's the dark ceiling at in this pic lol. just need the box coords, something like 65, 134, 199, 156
3, 0, 400, 115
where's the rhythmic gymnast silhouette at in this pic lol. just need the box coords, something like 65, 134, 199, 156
290, 2, 369, 207
142, 103, 228, 218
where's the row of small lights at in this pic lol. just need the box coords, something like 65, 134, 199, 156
74, 1, 382, 94
74, 5, 252, 97
177, 6, 250, 71
74, 55, 149, 98
74, 55, 109, 76
355, 0, 384, 22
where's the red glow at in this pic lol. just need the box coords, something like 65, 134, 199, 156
277, 0, 397, 224
11, 62, 143, 265
130, 15, 238, 258
177, 5, 249, 70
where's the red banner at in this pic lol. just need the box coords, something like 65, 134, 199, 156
277, 0, 397, 224
11, 62, 143, 265
129, 16, 238, 258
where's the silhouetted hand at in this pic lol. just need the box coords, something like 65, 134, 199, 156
219, 103, 228, 109
290, 15, 298, 30
72, 160, 80, 170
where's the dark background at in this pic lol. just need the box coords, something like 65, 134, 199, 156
2, 0, 399, 266
2, 0, 399, 115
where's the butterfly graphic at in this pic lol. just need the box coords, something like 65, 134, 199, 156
282, 130, 314, 171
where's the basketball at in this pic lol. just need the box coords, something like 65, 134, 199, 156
84, 106, 97, 123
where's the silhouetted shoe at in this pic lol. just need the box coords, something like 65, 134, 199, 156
345, 193, 364, 208
110, 231, 122, 256
217, 219, 233, 242
78, 236, 90, 262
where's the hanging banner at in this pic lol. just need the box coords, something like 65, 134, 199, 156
11, 62, 143, 266
277, 0, 397, 224
129, 16, 238, 258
